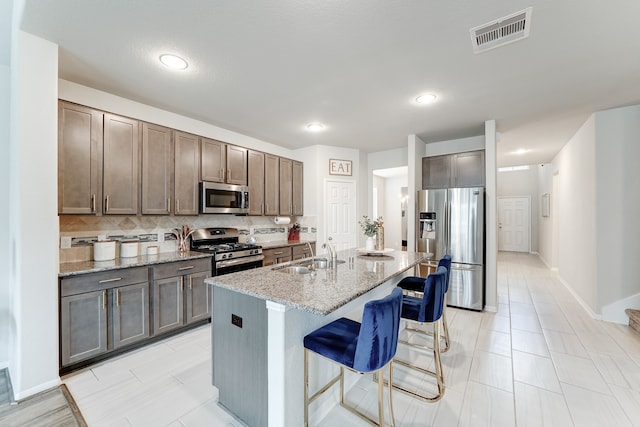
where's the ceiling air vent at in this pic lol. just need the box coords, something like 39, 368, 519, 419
470, 7, 532, 53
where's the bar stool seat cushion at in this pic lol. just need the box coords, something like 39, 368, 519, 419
304, 317, 361, 368
304, 287, 403, 373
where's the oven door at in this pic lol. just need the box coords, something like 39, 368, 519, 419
215, 255, 264, 276
200, 182, 249, 214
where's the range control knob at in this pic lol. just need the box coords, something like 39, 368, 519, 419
227, 253, 233, 258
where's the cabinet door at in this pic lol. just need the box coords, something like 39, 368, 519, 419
61, 290, 108, 366
112, 282, 150, 349
452, 151, 485, 187
292, 160, 303, 216
279, 158, 293, 216
58, 101, 103, 214
153, 277, 184, 335
174, 131, 200, 215
141, 123, 173, 215
103, 113, 139, 214
227, 145, 248, 185
185, 270, 211, 324
264, 154, 279, 216
247, 150, 265, 215
201, 138, 226, 183
422, 155, 451, 189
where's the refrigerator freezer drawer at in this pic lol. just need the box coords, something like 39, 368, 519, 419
447, 263, 484, 311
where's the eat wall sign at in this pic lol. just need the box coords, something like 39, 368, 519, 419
329, 159, 352, 176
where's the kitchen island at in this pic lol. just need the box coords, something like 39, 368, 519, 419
205, 248, 430, 427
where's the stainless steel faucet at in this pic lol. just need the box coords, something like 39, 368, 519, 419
322, 237, 338, 267
305, 241, 314, 260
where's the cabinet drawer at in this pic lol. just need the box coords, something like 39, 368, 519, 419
152, 258, 211, 280
61, 267, 148, 297
292, 243, 315, 258
262, 247, 292, 266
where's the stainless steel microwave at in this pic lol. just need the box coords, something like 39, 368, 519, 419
199, 182, 249, 214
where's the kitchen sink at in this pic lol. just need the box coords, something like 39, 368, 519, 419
276, 266, 312, 275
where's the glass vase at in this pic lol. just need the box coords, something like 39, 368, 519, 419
365, 236, 375, 251
374, 225, 384, 250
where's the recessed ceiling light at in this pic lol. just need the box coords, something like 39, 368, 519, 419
306, 123, 324, 132
415, 93, 437, 104
159, 54, 188, 70
513, 148, 529, 155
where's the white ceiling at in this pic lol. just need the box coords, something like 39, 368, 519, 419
17, 0, 640, 166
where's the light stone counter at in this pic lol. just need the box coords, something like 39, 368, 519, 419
205, 248, 429, 315
59, 251, 212, 277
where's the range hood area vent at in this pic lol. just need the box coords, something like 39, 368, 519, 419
470, 7, 532, 53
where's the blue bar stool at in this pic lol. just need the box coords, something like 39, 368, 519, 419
398, 255, 451, 352
393, 266, 447, 402
304, 287, 403, 426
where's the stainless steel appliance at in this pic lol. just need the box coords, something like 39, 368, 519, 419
190, 228, 263, 275
417, 187, 485, 310
199, 182, 249, 214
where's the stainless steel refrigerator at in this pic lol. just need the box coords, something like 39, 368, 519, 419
417, 188, 485, 310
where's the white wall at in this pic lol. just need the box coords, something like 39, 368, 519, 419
497, 165, 539, 252
9, 30, 60, 399
383, 176, 406, 250
407, 135, 426, 251
594, 105, 640, 320
552, 115, 598, 312
484, 120, 498, 312
0, 64, 9, 369
424, 135, 485, 157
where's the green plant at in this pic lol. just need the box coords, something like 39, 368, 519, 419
359, 215, 383, 237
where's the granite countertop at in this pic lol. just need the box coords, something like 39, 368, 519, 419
205, 249, 431, 315
258, 240, 315, 249
59, 251, 213, 277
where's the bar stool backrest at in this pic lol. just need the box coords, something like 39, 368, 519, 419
438, 255, 452, 293
418, 266, 447, 323
353, 287, 403, 372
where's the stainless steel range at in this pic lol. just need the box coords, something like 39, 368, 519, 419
190, 228, 263, 276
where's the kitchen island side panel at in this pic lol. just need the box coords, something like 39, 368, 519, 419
212, 286, 268, 427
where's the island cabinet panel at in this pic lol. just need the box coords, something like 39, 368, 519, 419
247, 150, 265, 215
279, 157, 293, 216
103, 113, 139, 214
141, 122, 173, 215
60, 290, 108, 366
292, 160, 304, 216
212, 286, 268, 427
58, 101, 103, 215
111, 282, 150, 349
174, 131, 200, 215
264, 153, 279, 216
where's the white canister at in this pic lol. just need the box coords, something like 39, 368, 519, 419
94, 240, 116, 261
120, 241, 139, 258
146, 245, 159, 256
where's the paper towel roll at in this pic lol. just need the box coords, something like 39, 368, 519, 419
274, 216, 291, 225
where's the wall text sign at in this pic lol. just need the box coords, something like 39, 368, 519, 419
329, 159, 352, 176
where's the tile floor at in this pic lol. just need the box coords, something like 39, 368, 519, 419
63, 252, 640, 426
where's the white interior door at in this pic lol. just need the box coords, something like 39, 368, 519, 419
498, 197, 530, 252
325, 180, 356, 251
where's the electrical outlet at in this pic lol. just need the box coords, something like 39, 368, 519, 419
97, 234, 107, 241
157, 232, 165, 242
231, 314, 243, 328
60, 236, 72, 249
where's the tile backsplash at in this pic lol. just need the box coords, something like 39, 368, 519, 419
60, 214, 317, 263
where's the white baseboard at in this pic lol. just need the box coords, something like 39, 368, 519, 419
13, 378, 61, 401
602, 293, 640, 325
555, 275, 601, 320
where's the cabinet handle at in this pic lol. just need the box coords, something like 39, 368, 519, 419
219, 168, 224, 180
273, 251, 284, 255
261, 203, 264, 215
228, 169, 231, 181
99, 277, 122, 284
181, 281, 184, 292
91, 194, 96, 213
178, 266, 195, 271
102, 290, 107, 311
105, 195, 109, 212
175, 199, 180, 214
167, 198, 171, 213
116, 289, 120, 307
189, 279, 192, 291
